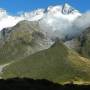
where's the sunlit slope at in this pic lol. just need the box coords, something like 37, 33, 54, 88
2, 42, 90, 84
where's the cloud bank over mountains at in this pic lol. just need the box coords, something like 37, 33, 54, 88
0, 3, 90, 40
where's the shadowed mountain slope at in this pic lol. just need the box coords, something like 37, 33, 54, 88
65, 27, 90, 59
0, 20, 52, 64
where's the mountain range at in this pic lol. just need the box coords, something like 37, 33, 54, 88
0, 3, 90, 84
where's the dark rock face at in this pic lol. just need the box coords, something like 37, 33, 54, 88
65, 27, 90, 59
0, 78, 90, 90
78, 27, 90, 59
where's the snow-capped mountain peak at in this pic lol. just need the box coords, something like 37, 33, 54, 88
62, 3, 77, 14
21, 9, 45, 21
20, 3, 81, 22
46, 3, 80, 14
39, 4, 82, 39
0, 3, 81, 31
43, 3, 81, 21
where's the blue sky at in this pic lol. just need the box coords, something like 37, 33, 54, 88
0, 0, 89, 15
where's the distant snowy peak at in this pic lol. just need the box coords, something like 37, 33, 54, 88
0, 3, 81, 31
21, 9, 45, 21
46, 3, 81, 20
23, 3, 81, 21
62, 3, 79, 14
48, 3, 81, 15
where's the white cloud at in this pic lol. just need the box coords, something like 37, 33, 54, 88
39, 11, 90, 40
0, 6, 90, 41
74, 12, 90, 30
0, 8, 24, 30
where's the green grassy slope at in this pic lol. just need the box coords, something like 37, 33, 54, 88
2, 42, 90, 84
